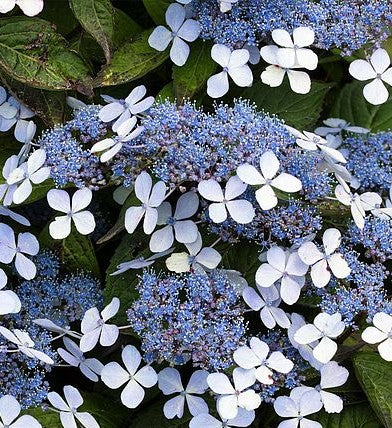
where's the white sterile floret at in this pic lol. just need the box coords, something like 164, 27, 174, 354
0, 395, 41, 428
148, 3, 200, 66
48, 385, 99, 428
372, 185, 392, 220
362, 312, 392, 361
0, 0, 43, 16
334, 181, 382, 229
91, 116, 144, 162
207, 369, 261, 420
285, 126, 347, 164
237, 151, 302, 211
298, 228, 350, 288
58, 337, 104, 382
165, 232, 222, 273
0, 326, 54, 364
315, 118, 369, 136
349, 48, 392, 105
274, 387, 323, 428
0, 205, 30, 226
6, 149, 50, 204
47, 188, 96, 240
0, 155, 19, 206
124, 171, 167, 235
198, 176, 255, 224
256, 246, 308, 305
101, 345, 157, 408
207, 45, 253, 98
271, 27, 318, 70
243, 284, 290, 329
0, 223, 39, 280
99, 85, 154, 132
80, 297, 120, 352
234, 337, 293, 384
158, 368, 209, 419
294, 312, 345, 364
149, 191, 199, 253
0, 268, 20, 315
15, 119, 36, 146
190, 408, 255, 428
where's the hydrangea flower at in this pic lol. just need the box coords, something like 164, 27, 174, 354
158, 368, 209, 419
0, 0, 44, 16
101, 345, 157, 408
315, 118, 369, 136
148, 3, 200, 66
362, 312, 392, 361
0, 395, 41, 428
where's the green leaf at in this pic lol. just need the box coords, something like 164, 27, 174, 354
353, 351, 392, 427
69, 0, 115, 62
157, 82, 175, 102
142, 0, 172, 25
172, 40, 216, 100
314, 403, 383, 428
94, 30, 169, 87
0, 17, 92, 95
112, 9, 143, 49
23, 408, 62, 428
241, 80, 333, 129
329, 81, 392, 132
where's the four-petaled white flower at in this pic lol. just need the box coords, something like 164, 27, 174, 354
349, 48, 392, 105
0, 395, 41, 428
7, 149, 50, 204
243, 284, 290, 329
234, 337, 293, 385
149, 191, 199, 253
207, 369, 261, 420
165, 232, 222, 273
158, 368, 209, 419
362, 312, 392, 361
99, 85, 154, 132
124, 171, 167, 235
91, 116, 144, 162
294, 312, 345, 364
48, 385, 99, 428
198, 176, 255, 224
298, 228, 350, 288
101, 345, 158, 408
190, 408, 255, 428
285, 126, 347, 164
0, 268, 20, 315
0, 326, 54, 364
207, 45, 253, 98
237, 151, 302, 211
274, 388, 323, 428
0, 0, 43, 16
80, 297, 120, 352
258, 247, 308, 305
47, 188, 96, 240
0, 223, 39, 280
58, 337, 104, 382
148, 3, 200, 66
315, 118, 369, 136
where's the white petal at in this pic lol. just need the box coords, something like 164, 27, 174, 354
177, 19, 200, 42
255, 184, 277, 210
211, 44, 231, 67
228, 65, 253, 87
75, 412, 100, 428
237, 389, 261, 411
271, 173, 302, 193
293, 27, 315, 47
207, 373, 235, 395
322, 228, 341, 255
294, 324, 322, 344
186, 370, 209, 394
287, 70, 311, 94
186, 395, 208, 417
170, 36, 190, 66
47, 189, 70, 213
15, 253, 36, 280
120, 379, 145, 408
125, 206, 145, 234
100, 324, 119, 347
236, 164, 264, 185
217, 394, 238, 420
373, 312, 392, 333
72, 211, 95, 235
242, 286, 263, 311
260, 45, 279, 65
378, 338, 392, 361
227, 200, 255, 224
149, 181, 167, 207
143, 207, 158, 235
174, 192, 199, 219
280, 276, 302, 305
361, 326, 387, 344
296, 48, 318, 70
320, 361, 349, 389
80, 329, 101, 353
64, 385, 83, 409
255, 263, 282, 288
298, 242, 323, 265
272, 29, 294, 48
274, 396, 297, 418
209, 202, 228, 223
198, 179, 224, 202
47, 392, 69, 412
320, 391, 343, 413
261, 65, 285, 87
207, 71, 229, 98
268, 351, 294, 374
233, 346, 261, 369
49, 216, 72, 240
158, 367, 183, 394
196, 247, 221, 269
313, 337, 337, 364
189, 414, 221, 428
363, 78, 389, 105
286, 252, 308, 276
15, 0, 43, 16
0, 290, 21, 315
310, 259, 330, 288
163, 395, 185, 419
148, 26, 173, 51
101, 362, 129, 389
13, 179, 32, 204
149, 225, 174, 252
135, 171, 152, 204
166, 3, 185, 32
328, 253, 350, 279
370, 48, 390, 74
299, 390, 323, 415
349, 59, 377, 81
134, 365, 157, 388
99, 103, 124, 122
0, 395, 21, 424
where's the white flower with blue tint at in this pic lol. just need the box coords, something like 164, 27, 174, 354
190, 408, 255, 428
294, 312, 345, 364
47, 188, 96, 240
0, 395, 41, 428
158, 368, 209, 419
362, 312, 392, 362
198, 176, 254, 224
207, 45, 253, 98
315, 118, 369, 136
80, 297, 120, 352
149, 191, 199, 253
0, 223, 39, 280
349, 48, 392, 105
148, 3, 200, 66
48, 385, 99, 428
101, 345, 157, 409
0, 0, 44, 16
237, 150, 302, 211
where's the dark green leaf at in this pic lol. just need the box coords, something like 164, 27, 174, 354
0, 17, 92, 95
172, 40, 216, 100
353, 351, 392, 427
221, 241, 260, 284
142, 0, 172, 25
69, 0, 115, 62
329, 81, 392, 132
157, 82, 175, 102
112, 9, 143, 49
241, 80, 332, 129
23, 407, 62, 428
94, 30, 169, 87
